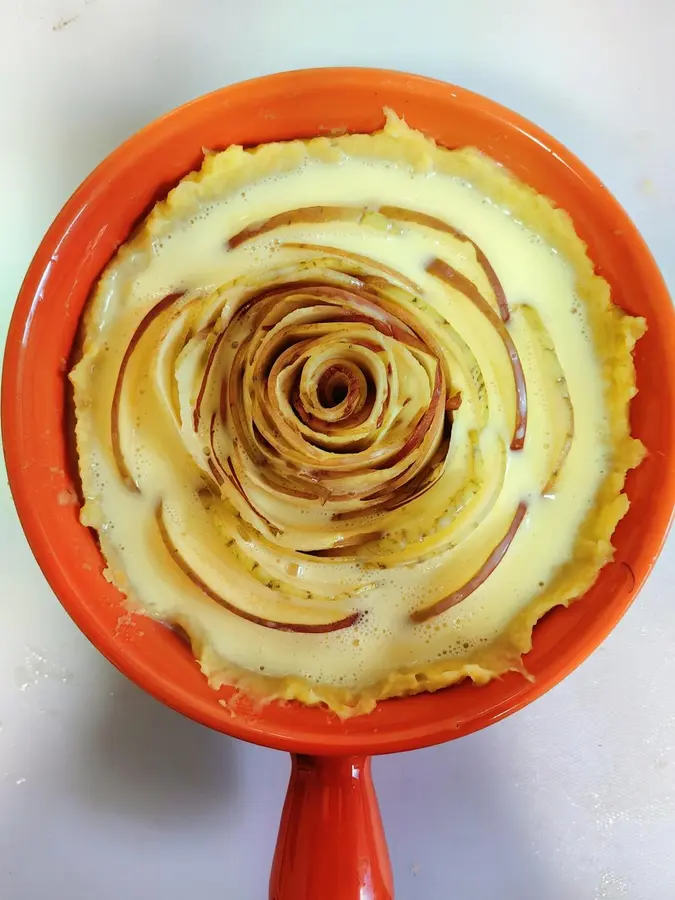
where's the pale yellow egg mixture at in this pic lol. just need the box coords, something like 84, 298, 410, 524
71, 112, 644, 716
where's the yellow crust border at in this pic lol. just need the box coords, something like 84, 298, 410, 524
73, 111, 645, 718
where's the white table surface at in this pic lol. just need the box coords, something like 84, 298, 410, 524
1, 2, 674, 898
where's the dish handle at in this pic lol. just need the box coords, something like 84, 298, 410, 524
269, 754, 394, 900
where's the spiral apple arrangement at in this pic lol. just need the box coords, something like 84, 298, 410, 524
110, 205, 573, 634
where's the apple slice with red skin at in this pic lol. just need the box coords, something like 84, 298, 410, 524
378, 206, 510, 321
156, 505, 359, 633
308, 530, 386, 556
427, 259, 527, 451
228, 206, 363, 248
193, 328, 227, 432
281, 241, 424, 296
386, 363, 444, 467
410, 502, 528, 622
518, 304, 574, 496
111, 292, 184, 490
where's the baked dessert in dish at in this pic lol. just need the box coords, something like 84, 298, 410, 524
70, 111, 645, 716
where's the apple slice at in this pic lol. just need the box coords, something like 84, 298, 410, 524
371, 429, 505, 566
307, 530, 386, 557
156, 505, 359, 633
281, 241, 424, 295
378, 206, 510, 320
435, 318, 487, 426
427, 258, 527, 450
518, 304, 575, 496
111, 292, 184, 489
223, 455, 283, 536
410, 502, 528, 622
192, 328, 227, 433
387, 362, 444, 466
228, 206, 364, 248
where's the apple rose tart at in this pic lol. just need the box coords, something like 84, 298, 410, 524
70, 112, 645, 716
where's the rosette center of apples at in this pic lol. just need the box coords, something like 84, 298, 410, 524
199, 276, 454, 525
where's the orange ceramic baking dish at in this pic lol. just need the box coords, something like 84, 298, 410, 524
3, 69, 675, 900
